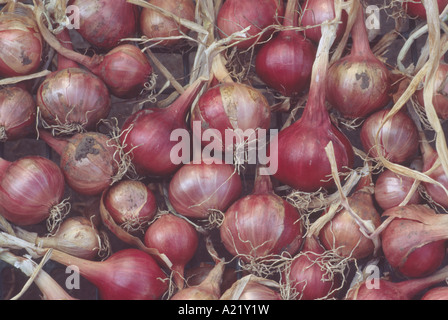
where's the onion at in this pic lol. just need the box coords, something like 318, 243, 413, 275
381, 204, 448, 278
49, 248, 168, 300
300, 0, 348, 44
36, 29, 111, 135
284, 235, 341, 300
34, 10, 153, 100
120, 78, 206, 177
68, 0, 139, 49
14, 216, 100, 260
216, 0, 284, 50
140, 0, 196, 47
220, 170, 304, 266
255, 0, 317, 97
104, 180, 158, 233
0, 155, 67, 227
346, 265, 448, 300
374, 167, 423, 211
88, 44, 154, 99
319, 174, 381, 260
325, 4, 391, 119
0, 2, 43, 77
191, 56, 271, 154
168, 159, 243, 220
144, 213, 199, 290
39, 130, 119, 196
416, 62, 448, 119
0, 86, 36, 142
421, 286, 448, 300
360, 109, 419, 165
268, 22, 354, 192
171, 260, 224, 300
403, 0, 448, 19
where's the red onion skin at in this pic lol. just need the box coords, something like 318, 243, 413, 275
168, 160, 243, 219
220, 174, 304, 263
381, 205, 448, 278
300, 0, 348, 44
69, 0, 139, 49
421, 286, 448, 300
144, 214, 199, 290
346, 265, 448, 300
0, 86, 36, 141
360, 109, 419, 165
0, 3, 43, 77
50, 248, 168, 300
420, 140, 448, 208
120, 78, 206, 177
89, 44, 153, 99
374, 169, 422, 211
403, 0, 448, 19
325, 5, 391, 119
104, 180, 158, 229
140, 0, 196, 47
416, 62, 448, 120
255, 0, 317, 97
0, 156, 65, 226
286, 236, 340, 300
39, 130, 118, 196
237, 282, 283, 300
216, 0, 284, 50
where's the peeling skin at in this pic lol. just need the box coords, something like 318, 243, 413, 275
356, 71, 370, 90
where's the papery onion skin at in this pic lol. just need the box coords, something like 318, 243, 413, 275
90, 44, 153, 99
0, 3, 43, 77
140, 0, 196, 47
36, 68, 111, 132
0, 156, 65, 226
168, 160, 243, 219
237, 282, 282, 300
416, 62, 448, 120
374, 169, 422, 211
300, 0, 348, 44
50, 248, 168, 300
69, 0, 139, 49
421, 286, 448, 300
104, 180, 158, 232
144, 214, 199, 290
0, 86, 36, 142
216, 0, 284, 50
381, 205, 447, 278
360, 109, 419, 164
191, 82, 271, 151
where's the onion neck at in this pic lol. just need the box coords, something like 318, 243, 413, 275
38, 129, 68, 156
166, 77, 207, 123
350, 2, 372, 56
283, 0, 298, 28
55, 29, 79, 70
396, 264, 448, 299
49, 248, 100, 283
211, 54, 234, 84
